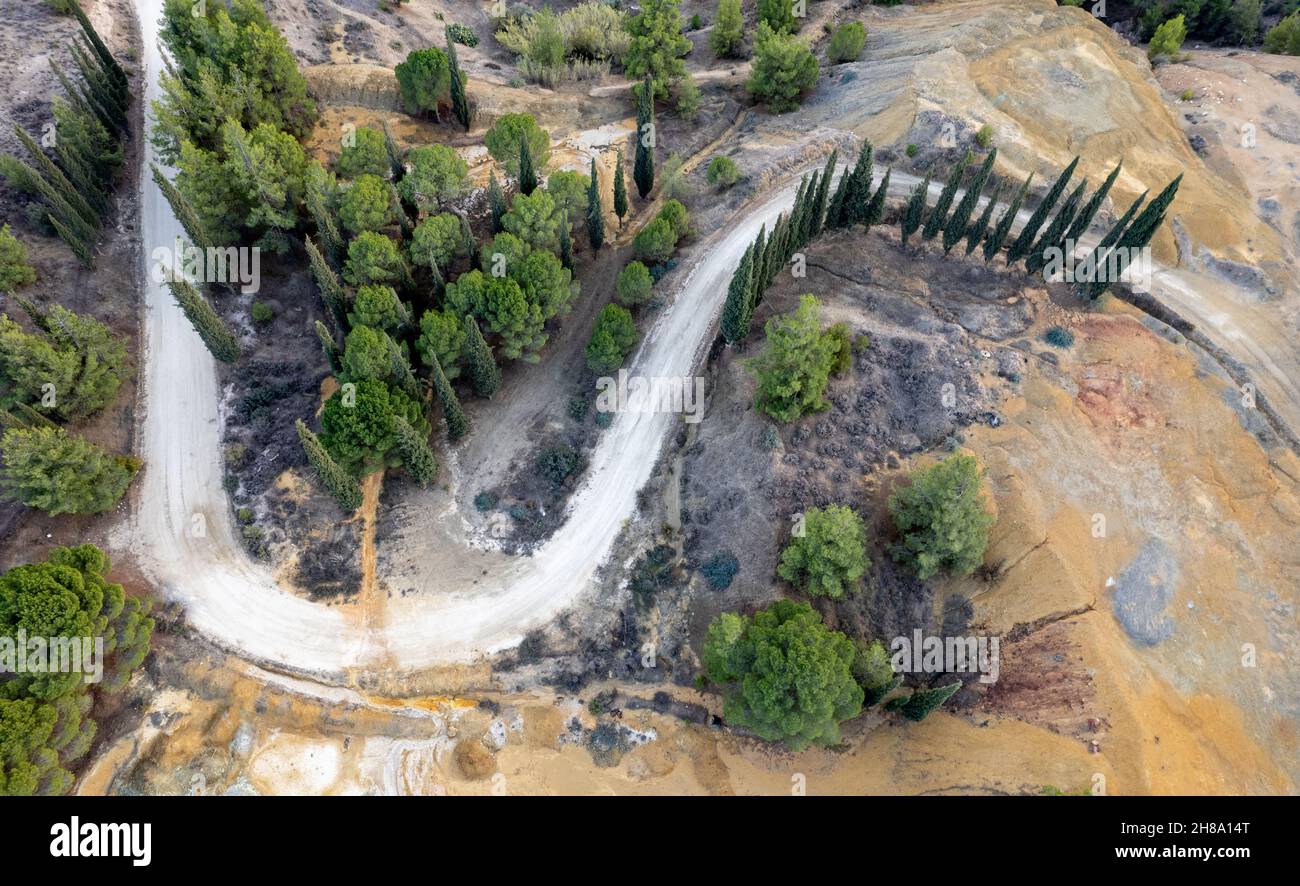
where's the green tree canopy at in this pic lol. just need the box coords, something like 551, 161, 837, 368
336, 126, 389, 180
703, 599, 863, 750
320, 378, 428, 475
343, 232, 407, 287
502, 189, 566, 253
0, 427, 137, 516
416, 308, 466, 380
777, 505, 869, 599
338, 174, 394, 235
709, 0, 746, 58
0, 306, 128, 422
348, 285, 407, 333
0, 225, 36, 291
747, 294, 839, 422
409, 213, 464, 271
888, 455, 994, 580
747, 22, 819, 114
623, 0, 693, 99
485, 113, 551, 178
615, 261, 653, 307
398, 144, 469, 213
395, 47, 451, 115
585, 303, 638, 373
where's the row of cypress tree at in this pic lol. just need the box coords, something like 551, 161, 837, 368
721, 138, 1182, 347
0, 1, 130, 267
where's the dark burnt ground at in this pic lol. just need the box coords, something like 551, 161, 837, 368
212, 258, 362, 600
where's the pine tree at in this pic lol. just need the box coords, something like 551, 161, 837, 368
864, 167, 890, 230
899, 176, 929, 246
429, 353, 468, 441
922, 150, 971, 242
984, 173, 1032, 262
964, 180, 1002, 256
306, 237, 348, 331
942, 148, 996, 254
152, 164, 211, 251
1064, 161, 1122, 246
315, 320, 341, 371
393, 414, 439, 487
720, 244, 754, 345
809, 150, 836, 237
518, 139, 537, 196
464, 316, 501, 398
559, 220, 574, 269
488, 171, 507, 234
167, 277, 241, 363
634, 76, 656, 199
586, 156, 604, 251
1007, 156, 1079, 266
613, 151, 629, 229
446, 27, 471, 131
296, 419, 362, 512
1026, 180, 1087, 275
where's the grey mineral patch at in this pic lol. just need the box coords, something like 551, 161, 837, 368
1111, 537, 1179, 646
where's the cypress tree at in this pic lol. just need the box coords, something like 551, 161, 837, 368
559, 220, 574, 270
749, 224, 766, 309
720, 244, 754, 345
825, 170, 850, 230
984, 173, 1032, 261
1078, 190, 1147, 300
50, 58, 117, 140
845, 141, 873, 228
518, 139, 537, 196
315, 320, 341, 371
48, 213, 93, 267
15, 126, 100, 230
382, 120, 406, 181
393, 414, 439, 487
633, 75, 655, 199
585, 156, 604, 251
809, 150, 836, 237
1099, 175, 1181, 296
392, 342, 424, 403
429, 352, 468, 441
922, 150, 971, 241
167, 277, 241, 363
942, 149, 996, 254
964, 180, 1002, 256
68, 0, 128, 94
1064, 161, 1122, 246
152, 164, 210, 250
1, 153, 96, 246
797, 171, 819, 246
305, 185, 344, 267
296, 419, 362, 513
68, 40, 126, 132
1007, 156, 1079, 266
464, 316, 501, 398
789, 176, 809, 249
306, 237, 348, 330
899, 176, 929, 246
1026, 180, 1087, 275
889, 681, 962, 722
864, 167, 890, 231
459, 213, 477, 270
612, 150, 629, 229
487, 171, 507, 234
446, 28, 471, 131
389, 183, 413, 240
763, 213, 785, 291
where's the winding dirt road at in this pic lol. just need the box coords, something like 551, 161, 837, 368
130, 0, 1298, 682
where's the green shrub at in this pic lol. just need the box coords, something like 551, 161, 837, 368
616, 261, 654, 306
250, 301, 273, 324
1263, 12, 1300, 55
633, 217, 677, 263
828, 21, 866, 64
585, 303, 638, 373
974, 123, 993, 148
447, 23, 478, 46
474, 490, 498, 511
0, 224, 37, 290
706, 155, 740, 189
1148, 14, 1187, 61
905, 143, 919, 157
1044, 325, 1075, 348
700, 551, 740, 590
747, 22, 819, 113
537, 443, 585, 487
